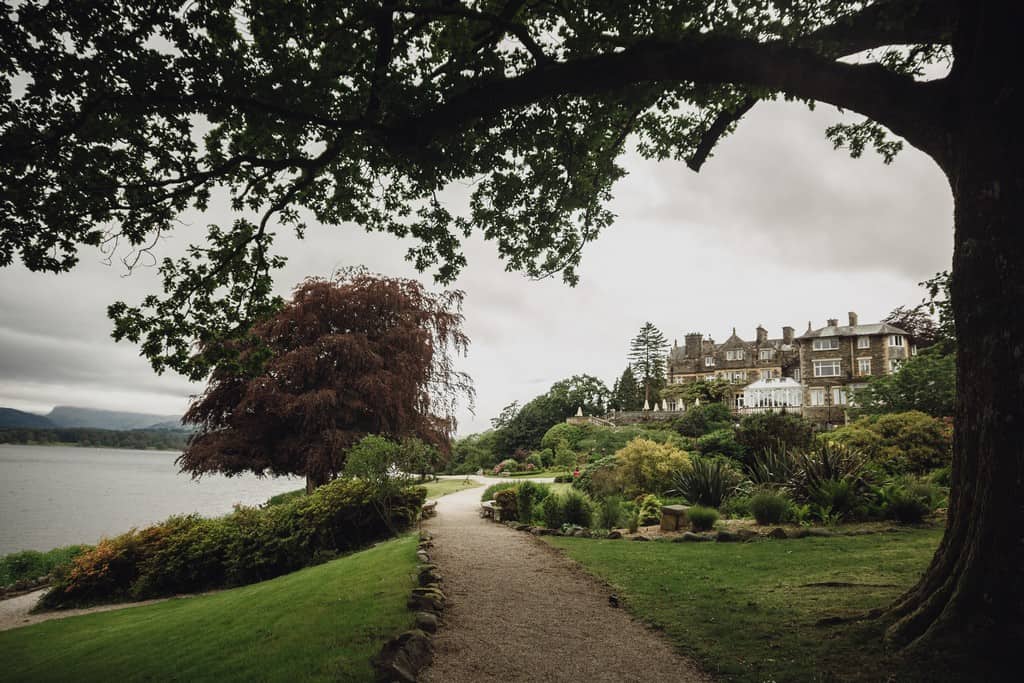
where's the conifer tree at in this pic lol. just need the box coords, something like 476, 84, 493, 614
628, 323, 668, 406
610, 367, 642, 411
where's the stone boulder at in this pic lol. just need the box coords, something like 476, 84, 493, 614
768, 527, 788, 539
414, 612, 439, 634
673, 531, 712, 543
606, 531, 623, 539
372, 629, 433, 683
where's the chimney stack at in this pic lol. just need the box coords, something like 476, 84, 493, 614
756, 325, 768, 344
684, 333, 702, 359
782, 326, 794, 345
827, 318, 839, 327
848, 311, 858, 327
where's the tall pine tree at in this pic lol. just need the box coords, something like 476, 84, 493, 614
628, 323, 669, 406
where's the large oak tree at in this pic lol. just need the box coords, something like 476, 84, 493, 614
2, 0, 1021, 651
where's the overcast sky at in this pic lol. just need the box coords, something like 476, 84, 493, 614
0, 100, 953, 434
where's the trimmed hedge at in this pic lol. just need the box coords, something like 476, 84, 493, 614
40, 479, 425, 608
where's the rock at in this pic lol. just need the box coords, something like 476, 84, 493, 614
414, 611, 439, 633
529, 527, 542, 535
515, 523, 531, 531
407, 587, 446, 612
716, 530, 739, 543
572, 529, 589, 538
673, 531, 710, 543
660, 505, 689, 532
606, 531, 623, 539
768, 527, 788, 539
736, 529, 758, 541
789, 528, 810, 538
416, 550, 430, 563
372, 629, 433, 683
806, 528, 835, 537
419, 531, 432, 542
632, 535, 650, 542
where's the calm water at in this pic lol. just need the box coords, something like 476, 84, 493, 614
0, 445, 303, 554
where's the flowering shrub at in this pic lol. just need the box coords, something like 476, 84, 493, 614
41, 479, 425, 608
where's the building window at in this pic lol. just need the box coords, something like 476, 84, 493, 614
793, 368, 801, 382
812, 338, 840, 351
857, 336, 870, 349
735, 394, 744, 409
889, 359, 903, 373
848, 384, 868, 407
813, 359, 842, 377
809, 388, 825, 406
759, 348, 774, 360
889, 334, 904, 347
704, 356, 715, 367
730, 371, 747, 382
725, 349, 745, 361
832, 387, 848, 406
857, 358, 871, 375
761, 369, 776, 380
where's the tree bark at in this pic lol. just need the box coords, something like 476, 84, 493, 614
306, 470, 329, 494
883, 2, 1024, 652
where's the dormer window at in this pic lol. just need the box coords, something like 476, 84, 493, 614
725, 349, 744, 361
889, 335, 905, 347
704, 356, 715, 367
759, 348, 774, 360
812, 338, 840, 351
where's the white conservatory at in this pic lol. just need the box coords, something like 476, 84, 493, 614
737, 377, 804, 413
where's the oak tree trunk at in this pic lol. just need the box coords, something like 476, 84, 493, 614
883, 3, 1024, 652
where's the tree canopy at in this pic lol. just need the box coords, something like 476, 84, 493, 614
179, 270, 472, 490
2, 0, 957, 378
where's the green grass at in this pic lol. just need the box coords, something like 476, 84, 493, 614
547, 528, 959, 682
0, 534, 419, 682
421, 478, 481, 498
0, 546, 91, 588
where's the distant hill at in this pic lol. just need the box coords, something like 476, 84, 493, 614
46, 406, 184, 431
0, 408, 55, 429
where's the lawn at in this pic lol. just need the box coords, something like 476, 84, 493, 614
0, 534, 419, 682
546, 528, 974, 682
422, 478, 481, 498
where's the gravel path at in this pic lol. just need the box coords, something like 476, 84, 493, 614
0, 589, 177, 632
421, 485, 710, 682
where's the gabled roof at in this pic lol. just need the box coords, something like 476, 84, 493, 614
799, 322, 909, 339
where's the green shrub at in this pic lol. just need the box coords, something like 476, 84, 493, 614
735, 412, 814, 463
720, 495, 751, 519
826, 411, 951, 475
636, 494, 662, 526
612, 438, 692, 497
673, 403, 733, 437
561, 489, 593, 527
265, 489, 305, 507
0, 545, 91, 588
876, 476, 945, 523
516, 481, 549, 523
541, 494, 565, 529
696, 428, 745, 461
746, 447, 800, 487
41, 479, 425, 608
595, 496, 624, 530
788, 442, 872, 517
481, 482, 518, 502
668, 457, 739, 508
572, 455, 618, 496
688, 506, 719, 532
750, 492, 789, 525
626, 507, 640, 533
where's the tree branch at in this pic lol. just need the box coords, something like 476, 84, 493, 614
396, 34, 949, 161
685, 95, 758, 172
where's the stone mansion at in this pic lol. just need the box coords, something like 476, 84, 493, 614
665, 312, 914, 424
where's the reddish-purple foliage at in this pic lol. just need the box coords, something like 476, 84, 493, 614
179, 270, 473, 490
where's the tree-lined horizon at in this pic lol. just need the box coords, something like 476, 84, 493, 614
3, 0, 1021, 653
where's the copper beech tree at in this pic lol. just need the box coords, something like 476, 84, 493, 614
179, 271, 473, 493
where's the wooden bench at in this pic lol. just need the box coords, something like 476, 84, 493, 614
480, 500, 496, 520
422, 500, 438, 518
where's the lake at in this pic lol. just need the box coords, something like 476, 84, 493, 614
0, 445, 303, 555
